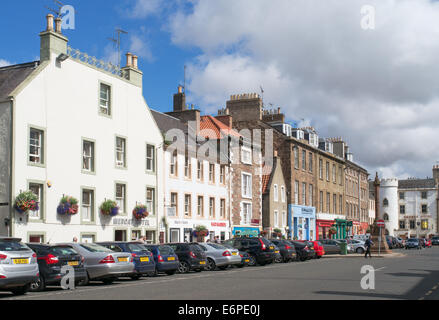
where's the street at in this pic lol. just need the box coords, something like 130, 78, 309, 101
2, 248, 439, 300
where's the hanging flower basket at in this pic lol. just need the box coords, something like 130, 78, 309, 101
329, 227, 337, 235
260, 230, 268, 237
133, 204, 149, 220
193, 225, 209, 238
14, 191, 39, 214
57, 196, 79, 215
100, 200, 119, 217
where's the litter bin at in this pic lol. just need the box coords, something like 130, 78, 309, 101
339, 242, 348, 255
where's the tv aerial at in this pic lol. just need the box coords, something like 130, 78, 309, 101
108, 28, 128, 69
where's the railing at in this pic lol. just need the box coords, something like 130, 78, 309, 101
67, 46, 128, 79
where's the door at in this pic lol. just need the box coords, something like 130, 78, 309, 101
115, 230, 127, 241
170, 228, 180, 243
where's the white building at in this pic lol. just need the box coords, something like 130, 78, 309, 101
0, 15, 163, 243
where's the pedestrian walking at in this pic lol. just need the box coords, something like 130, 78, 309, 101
364, 237, 373, 258
73, 236, 78, 243
214, 236, 220, 244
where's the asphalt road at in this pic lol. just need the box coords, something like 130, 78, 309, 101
2, 247, 439, 300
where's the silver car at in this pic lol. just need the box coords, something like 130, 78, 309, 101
0, 237, 39, 295
346, 240, 366, 254
56, 243, 135, 285
198, 243, 241, 271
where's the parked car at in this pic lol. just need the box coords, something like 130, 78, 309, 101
290, 241, 313, 261
268, 239, 297, 262
319, 239, 342, 254
270, 243, 283, 263
432, 236, 439, 246
142, 244, 179, 276
97, 242, 156, 279
310, 241, 325, 258
198, 243, 241, 271
223, 237, 276, 266
0, 237, 39, 295
27, 243, 87, 291
346, 239, 366, 254
405, 238, 422, 250
168, 243, 207, 273
297, 240, 317, 259
395, 237, 405, 248
385, 236, 395, 249
56, 242, 135, 284
221, 243, 250, 268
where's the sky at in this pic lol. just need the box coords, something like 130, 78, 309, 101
1, 0, 439, 180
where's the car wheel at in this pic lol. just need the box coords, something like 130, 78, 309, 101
165, 270, 177, 276
78, 272, 90, 286
102, 278, 115, 285
130, 274, 141, 281
178, 261, 190, 274
274, 256, 282, 263
11, 284, 30, 296
356, 248, 365, 254
205, 258, 216, 271
247, 255, 257, 267
30, 275, 46, 292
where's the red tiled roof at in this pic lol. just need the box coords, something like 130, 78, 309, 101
199, 115, 241, 140
262, 174, 271, 194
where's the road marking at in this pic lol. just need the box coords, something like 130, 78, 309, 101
432, 286, 438, 291
425, 291, 433, 296
375, 267, 387, 272
419, 297, 425, 300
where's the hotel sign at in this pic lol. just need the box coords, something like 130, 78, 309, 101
112, 218, 156, 228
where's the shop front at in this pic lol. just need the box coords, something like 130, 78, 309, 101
289, 205, 316, 241
168, 218, 230, 243
111, 216, 158, 243
316, 219, 334, 240
232, 227, 260, 237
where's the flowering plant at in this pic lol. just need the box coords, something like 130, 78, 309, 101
100, 200, 119, 216
57, 196, 79, 215
14, 191, 39, 214
133, 204, 149, 220
193, 225, 209, 237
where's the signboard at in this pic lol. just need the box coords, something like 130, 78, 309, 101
211, 222, 227, 227
112, 218, 156, 228
232, 227, 260, 237
377, 220, 385, 228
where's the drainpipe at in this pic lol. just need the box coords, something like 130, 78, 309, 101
8, 97, 14, 237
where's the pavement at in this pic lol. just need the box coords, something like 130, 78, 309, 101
1, 247, 439, 300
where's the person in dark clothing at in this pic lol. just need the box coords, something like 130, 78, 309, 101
364, 237, 373, 258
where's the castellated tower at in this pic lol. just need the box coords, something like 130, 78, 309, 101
379, 178, 399, 237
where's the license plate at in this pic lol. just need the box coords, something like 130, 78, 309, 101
269, 246, 274, 250
232, 252, 238, 256
68, 261, 79, 266
275, 250, 280, 254
168, 257, 175, 261
244, 259, 250, 263
13, 258, 29, 265
118, 257, 128, 262
140, 257, 149, 262
200, 261, 206, 265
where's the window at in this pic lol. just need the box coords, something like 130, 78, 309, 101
29, 234, 45, 243
28, 183, 43, 220
294, 181, 299, 205
421, 192, 428, 199
422, 205, 428, 214
99, 83, 111, 115
274, 211, 279, 227
274, 185, 279, 202
146, 145, 155, 172
399, 192, 405, 200
184, 194, 191, 216
242, 173, 252, 198
170, 151, 177, 176
209, 163, 215, 183
82, 189, 94, 222
333, 194, 337, 214
326, 162, 330, 181
339, 195, 343, 214
29, 128, 44, 165
197, 196, 204, 216
82, 140, 95, 172
400, 205, 405, 214
115, 137, 126, 168
241, 202, 252, 224
399, 220, 406, 229
383, 213, 389, 221
171, 193, 178, 215
184, 155, 191, 178
282, 211, 287, 227
220, 199, 226, 218
220, 165, 226, 184
116, 184, 126, 214
332, 164, 336, 183
241, 147, 252, 164
422, 220, 429, 230
302, 150, 306, 170
309, 184, 313, 207
209, 198, 215, 217
146, 188, 155, 215
319, 159, 323, 179
309, 153, 313, 173
281, 186, 286, 203
410, 220, 416, 229
302, 182, 306, 205
383, 198, 389, 207
197, 160, 203, 180
294, 147, 299, 169
338, 166, 343, 185
326, 193, 330, 213
319, 191, 323, 212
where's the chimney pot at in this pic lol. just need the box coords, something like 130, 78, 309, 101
274, 150, 278, 157
132, 55, 138, 69
55, 17, 62, 34
46, 14, 54, 32
178, 85, 183, 94
125, 52, 133, 67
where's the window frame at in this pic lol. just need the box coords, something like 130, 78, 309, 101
28, 126, 46, 167
146, 144, 156, 173
115, 182, 127, 216
98, 81, 112, 117
80, 187, 96, 224
241, 172, 252, 199
27, 180, 45, 222
115, 136, 127, 169
82, 138, 96, 174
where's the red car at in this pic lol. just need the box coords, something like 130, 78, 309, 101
297, 240, 325, 259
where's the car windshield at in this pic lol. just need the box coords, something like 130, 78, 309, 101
50, 246, 78, 256
128, 243, 149, 253
157, 246, 174, 255
207, 243, 227, 250
80, 243, 114, 253
0, 240, 30, 252
189, 244, 204, 252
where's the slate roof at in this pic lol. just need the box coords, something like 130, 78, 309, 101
398, 179, 436, 190
150, 109, 188, 134
0, 61, 39, 101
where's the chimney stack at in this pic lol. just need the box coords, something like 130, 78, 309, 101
125, 52, 133, 68
173, 86, 186, 112
40, 14, 68, 62
433, 165, 439, 183
55, 17, 62, 34
132, 55, 138, 69
46, 14, 54, 32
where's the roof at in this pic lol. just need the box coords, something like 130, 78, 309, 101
150, 109, 188, 134
398, 179, 436, 190
0, 61, 39, 100
262, 174, 271, 194
200, 115, 241, 139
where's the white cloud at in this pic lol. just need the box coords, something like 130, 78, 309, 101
128, 0, 163, 18
130, 35, 154, 63
0, 59, 12, 67
167, 0, 439, 179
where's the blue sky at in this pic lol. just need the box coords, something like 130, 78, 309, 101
2, 0, 439, 179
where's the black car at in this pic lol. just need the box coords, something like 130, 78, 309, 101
432, 237, 439, 246
268, 239, 297, 262
290, 241, 313, 261
319, 239, 342, 254
143, 244, 180, 276
26, 243, 87, 292
168, 243, 207, 273
221, 243, 250, 268
223, 237, 276, 266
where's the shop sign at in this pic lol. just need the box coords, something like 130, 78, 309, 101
211, 222, 227, 227
112, 218, 156, 228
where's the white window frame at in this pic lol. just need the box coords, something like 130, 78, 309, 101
242, 173, 252, 199
282, 211, 287, 227
28, 183, 43, 220
241, 146, 252, 165
82, 140, 95, 173
302, 182, 306, 205
29, 128, 44, 165
116, 137, 126, 168
294, 181, 299, 205
99, 83, 111, 115
197, 196, 204, 216
81, 189, 94, 222
274, 210, 279, 227
116, 183, 126, 214
281, 186, 286, 203
220, 199, 226, 218
274, 184, 279, 202
184, 194, 191, 216
241, 202, 252, 225
209, 197, 215, 217
146, 144, 155, 172
146, 187, 155, 215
